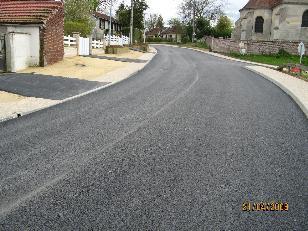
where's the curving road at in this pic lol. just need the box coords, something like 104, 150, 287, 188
0, 46, 307, 230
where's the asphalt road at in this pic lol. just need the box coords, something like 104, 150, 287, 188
0, 46, 307, 230
0, 73, 108, 100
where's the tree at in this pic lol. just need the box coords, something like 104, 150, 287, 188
146, 14, 158, 30
179, 0, 224, 22
168, 18, 184, 34
91, 0, 100, 11
156, 15, 164, 29
214, 15, 232, 38
168, 18, 184, 42
116, 0, 149, 35
195, 17, 212, 39
64, 0, 95, 36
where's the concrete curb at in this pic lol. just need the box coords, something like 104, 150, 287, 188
151, 44, 278, 69
245, 66, 308, 118
0, 48, 158, 123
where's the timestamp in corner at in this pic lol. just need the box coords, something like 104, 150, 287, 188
242, 201, 289, 212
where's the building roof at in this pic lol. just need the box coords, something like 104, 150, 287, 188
161, 27, 178, 35
241, 0, 283, 10
0, 0, 63, 24
94, 12, 118, 24
146, 27, 163, 36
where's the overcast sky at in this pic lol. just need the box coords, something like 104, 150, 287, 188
118, 0, 248, 23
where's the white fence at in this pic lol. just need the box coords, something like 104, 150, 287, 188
64, 35, 129, 48
105, 35, 130, 46
92, 40, 104, 49
64, 35, 76, 47
64, 35, 130, 56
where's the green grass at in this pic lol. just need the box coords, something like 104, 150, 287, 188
181, 42, 209, 50
228, 52, 308, 67
302, 71, 308, 81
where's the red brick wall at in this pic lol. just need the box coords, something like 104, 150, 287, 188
205, 36, 308, 56
40, 6, 64, 66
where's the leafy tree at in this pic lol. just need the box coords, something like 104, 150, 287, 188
116, 0, 149, 36
167, 18, 184, 42
156, 15, 164, 29
179, 0, 224, 22
64, 0, 95, 36
213, 15, 232, 38
91, 0, 100, 11
195, 17, 212, 39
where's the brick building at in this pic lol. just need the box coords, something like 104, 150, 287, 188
0, 0, 64, 72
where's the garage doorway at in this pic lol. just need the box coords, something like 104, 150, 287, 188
0, 35, 5, 72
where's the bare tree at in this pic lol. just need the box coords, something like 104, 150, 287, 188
146, 14, 158, 30
179, 0, 225, 22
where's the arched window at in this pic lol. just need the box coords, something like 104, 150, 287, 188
302, 10, 308, 27
255, 16, 264, 33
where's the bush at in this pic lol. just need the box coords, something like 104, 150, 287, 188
181, 36, 190, 44
146, 37, 175, 43
276, 49, 291, 58
64, 20, 94, 37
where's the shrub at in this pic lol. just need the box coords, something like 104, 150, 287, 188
64, 20, 94, 37
276, 49, 291, 58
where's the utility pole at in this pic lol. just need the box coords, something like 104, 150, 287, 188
108, 0, 113, 46
143, 13, 146, 44
130, 0, 134, 45
192, 0, 196, 43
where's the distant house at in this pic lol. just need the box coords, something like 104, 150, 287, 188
92, 12, 122, 40
161, 27, 182, 43
145, 28, 163, 39
0, 0, 64, 72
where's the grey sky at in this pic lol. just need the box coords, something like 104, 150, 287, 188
118, 0, 248, 23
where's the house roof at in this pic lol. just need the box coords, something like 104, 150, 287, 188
94, 12, 118, 24
241, 0, 283, 10
161, 27, 178, 35
146, 27, 162, 36
0, 0, 63, 24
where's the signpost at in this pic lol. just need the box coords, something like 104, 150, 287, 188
298, 42, 305, 64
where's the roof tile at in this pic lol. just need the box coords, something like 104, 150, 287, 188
0, 0, 63, 24
241, 0, 283, 10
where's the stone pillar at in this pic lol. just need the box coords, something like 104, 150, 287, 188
88, 36, 93, 55
72, 32, 80, 56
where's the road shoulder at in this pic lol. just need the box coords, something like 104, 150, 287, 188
0, 48, 157, 122
245, 66, 308, 118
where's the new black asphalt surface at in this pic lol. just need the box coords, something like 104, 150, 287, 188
0, 46, 307, 230
0, 73, 108, 100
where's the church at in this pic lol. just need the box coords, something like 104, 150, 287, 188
232, 0, 308, 42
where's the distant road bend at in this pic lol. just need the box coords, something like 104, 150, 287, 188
0, 45, 307, 230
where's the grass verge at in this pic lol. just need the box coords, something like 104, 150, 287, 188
227, 52, 308, 67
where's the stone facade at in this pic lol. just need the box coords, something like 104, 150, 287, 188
232, 0, 308, 42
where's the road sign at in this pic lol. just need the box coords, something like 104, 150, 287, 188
298, 42, 305, 64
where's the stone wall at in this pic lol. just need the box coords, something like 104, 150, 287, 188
205, 37, 308, 56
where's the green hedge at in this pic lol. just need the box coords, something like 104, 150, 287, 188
64, 20, 94, 37
146, 37, 177, 43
